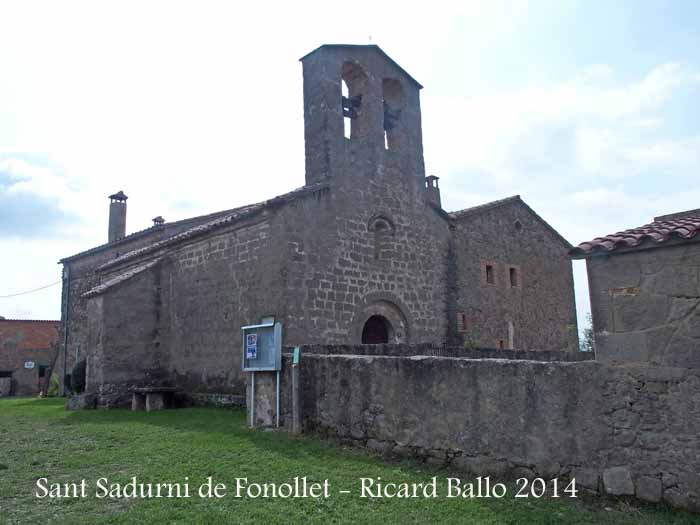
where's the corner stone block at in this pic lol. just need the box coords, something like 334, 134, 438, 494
635, 476, 662, 503
603, 466, 634, 496
65, 393, 97, 410
572, 468, 600, 492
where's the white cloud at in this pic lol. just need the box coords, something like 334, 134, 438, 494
425, 61, 700, 335
0, 1, 698, 329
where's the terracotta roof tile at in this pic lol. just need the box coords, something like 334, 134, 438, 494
97, 182, 329, 272
83, 259, 162, 298
570, 211, 700, 258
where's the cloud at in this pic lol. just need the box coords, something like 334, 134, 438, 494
0, 156, 81, 239
0, 1, 697, 326
427, 61, 700, 221
423, 61, 700, 334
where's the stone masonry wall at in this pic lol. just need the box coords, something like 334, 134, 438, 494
0, 320, 58, 396
165, 213, 284, 395
452, 203, 578, 352
289, 343, 593, 361
86, 262, 168, 407
587, 240, 700, 368
256, 350, 699, 512
60, 210, 238, 390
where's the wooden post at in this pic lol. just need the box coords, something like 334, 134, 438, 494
291, 346, 302, 434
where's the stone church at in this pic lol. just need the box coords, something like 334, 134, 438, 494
59, 45, 578, 406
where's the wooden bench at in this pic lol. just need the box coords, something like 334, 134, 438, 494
131, 387, 178, 411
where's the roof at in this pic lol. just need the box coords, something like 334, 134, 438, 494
83, 259, 162, 298
300, 44, 423, 89
59, 206, 248, 264
0, 319, 59, 351
449, 195, 522, 220
109, 190, 128, 201
449, 195, 573, 250
570, 210, 700, 258
98, 182, 329, 272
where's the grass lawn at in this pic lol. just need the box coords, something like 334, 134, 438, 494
0, 398, 696, 524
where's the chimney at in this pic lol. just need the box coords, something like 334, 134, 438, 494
425, 175, 441, 208
108, 191, 128, 242
152, 216, 165, 226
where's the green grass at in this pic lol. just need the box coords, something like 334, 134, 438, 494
0, 398, 696, 524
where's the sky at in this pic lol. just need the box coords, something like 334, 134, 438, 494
1, 1, 699, 337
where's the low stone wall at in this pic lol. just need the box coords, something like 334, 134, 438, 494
253, 351, 699, 512
286, 344, 593, 362
189, 392, 246, 408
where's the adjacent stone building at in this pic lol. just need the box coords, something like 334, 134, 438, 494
59, 44, 578, 406
571, 209, 700, 368
0, 319, 59, 396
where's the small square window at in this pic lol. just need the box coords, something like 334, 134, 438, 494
486, 265, 495, 285
457, 313, 468, 332
497, 339, 505, 350
507, 265, 521, 288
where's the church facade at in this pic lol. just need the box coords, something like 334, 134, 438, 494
59, 45, 578, 406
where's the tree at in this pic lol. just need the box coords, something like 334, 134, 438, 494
580, 313, 596, 353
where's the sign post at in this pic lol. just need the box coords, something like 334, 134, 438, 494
242, 321, 282, 428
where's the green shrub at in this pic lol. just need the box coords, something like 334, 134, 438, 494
47, 373, 60, 397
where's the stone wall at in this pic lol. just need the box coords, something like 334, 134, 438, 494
86, 262, 168, 407
165, 212, 285, 395
66, 45, 579, 405
254, 349, 699, 512
587, 240, 700, 368
0, 320, 58, 396
59, 209, 238, 391
452, 201, 578, 352
290, 344, 593, 361
0, 345, 54, 396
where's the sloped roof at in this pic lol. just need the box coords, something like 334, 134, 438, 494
449, 195, 522, 220
0, 320, 59, 350
449, 195, 573, 250
59, 207, 237, 263
98, 182, 329, 272
300, 44, 423, 89
570, 210, 700, 258
83, 259, 161, 298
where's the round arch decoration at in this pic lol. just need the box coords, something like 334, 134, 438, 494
350, 292, 411, 345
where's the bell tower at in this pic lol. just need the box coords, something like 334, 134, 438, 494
300, 45, 426, 192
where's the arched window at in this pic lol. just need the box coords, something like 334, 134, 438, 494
341, 62, 368, 140
382, 79, 404, 150
341, 79, 351, 139
368, 215, 395, 260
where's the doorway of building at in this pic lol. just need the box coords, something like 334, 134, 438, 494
361, 315, 391, 344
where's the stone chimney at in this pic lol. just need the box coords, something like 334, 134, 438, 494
152, 216, 165, 226
108, 191, 128, 243
425, 175, 441, 208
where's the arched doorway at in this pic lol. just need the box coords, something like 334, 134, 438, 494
361, 315, 392, 344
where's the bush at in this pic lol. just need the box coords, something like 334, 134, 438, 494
580, 313, 596, 353
47, 373, 60, 397
71, 360, 87, 394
